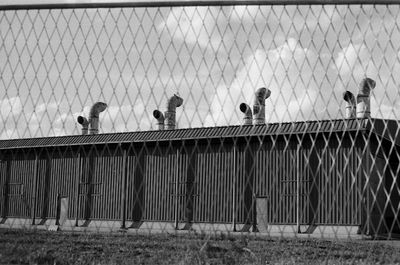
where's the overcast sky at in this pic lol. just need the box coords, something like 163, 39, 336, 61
1, 2, 400, 139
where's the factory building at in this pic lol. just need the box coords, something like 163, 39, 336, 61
0, 118, 399, 237
0, 78, 399, 237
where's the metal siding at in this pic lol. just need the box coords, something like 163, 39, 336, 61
235, 143, 253, 224
142, 145, 175, 222
78, 152, 90, 220
314, 136, 363, 225
75, 146, 123, 221
6, 151, 36, 218
0, 153, 7, 218
298, 146, 311, 225
175, 149, 188, 223
0, 125, 372, 229
125, 150, 138, 222
89, 147, 124, 220
77, 153, 90, 220
255, 135, 362, 225
47, 150, 78, 219
34, 154, 49, 221
194, 143, 234, 223
266, 139, 297, 224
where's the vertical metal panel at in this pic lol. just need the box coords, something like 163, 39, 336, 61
74, 152, 81, 225
0, 129, 369, 228
78, 151, 90, 220
253, 135, 365, 226
383, 154, 400, 234
183, 144, 196, 224
0, 153, 7, 218
125, 147, 138, 222
6, 151, 37, 218
365, 142, 389, 235
121, 149, 128, 228
75, 145, 124, 221
235, 141, 253, 224
177, 146, 190, 223
254, 137, 298, 224
298, 143, 311, 226
89, 146, 124, 220
194, 141, 234, 223
32, 153, 42, 224
313, 136, 363, 225
46, 149, 78, 219
142, 144, 176, 221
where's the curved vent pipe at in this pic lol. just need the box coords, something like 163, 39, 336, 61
153, 110, 165, 130
153, 94, 183, 130
343, 91, 356, 119
77, 116, 89, 135
253, 87, 271, 125
239, 103, 252, 125
356, 78, 376, 119
88, 102, 107, 135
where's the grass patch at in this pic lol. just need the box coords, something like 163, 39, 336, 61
0, 229, 399, 264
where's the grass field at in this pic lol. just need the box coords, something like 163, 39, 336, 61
1, 229, 400, 265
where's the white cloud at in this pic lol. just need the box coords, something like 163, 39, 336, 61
0, 128, 18, 139
335, 41, 400, 119
35, 102, 59, 114
371, 98, 400, 120
72, 102, 150, 134
0, 97, 23, 118
335, 43, 369, 76
158, 6, 224, 50
204, 38, 330, 125
1, 4, 400, 139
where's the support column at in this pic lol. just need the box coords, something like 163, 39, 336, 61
74, 152, 81, 227
31, 152, 39, 225
121, 148, 128, 229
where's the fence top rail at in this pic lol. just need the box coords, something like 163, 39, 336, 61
0, 0, 399, 10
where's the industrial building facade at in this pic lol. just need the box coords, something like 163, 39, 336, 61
0, 118, 399, 237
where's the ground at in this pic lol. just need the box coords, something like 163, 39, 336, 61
1, 229, 400, 265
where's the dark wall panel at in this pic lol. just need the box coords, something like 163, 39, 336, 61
125, 149, 139, 222
254, 138, 299, 224
313, 137, 363, 225
91, 148, 124, 220
5, 152, 38, 218
254, 135, 364, 226
76, 147, 124, 221
34, 154, 50, 220
142, 145, 177, 222
0, 154, 8, 218
0, 131, 371, 230
194, 142, 235, 223
47, 150, 79, 219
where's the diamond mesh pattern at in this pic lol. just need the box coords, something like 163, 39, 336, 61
1, 5, 400, 137
1, 3, 400, 263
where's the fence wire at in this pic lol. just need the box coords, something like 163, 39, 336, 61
1, 3, 400, 137
1, 1, 400, 264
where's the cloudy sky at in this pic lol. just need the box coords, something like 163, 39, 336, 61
0, 1, 400, 139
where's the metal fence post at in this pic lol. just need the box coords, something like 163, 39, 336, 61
232, 144, 237, 232
31, 152, 39, 225
296, 143, 300, 233
74, 152, 81, 227
121, 148, 128, 229
174, 147, 179, 230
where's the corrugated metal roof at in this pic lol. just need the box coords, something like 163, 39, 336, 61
0, 118, 375, 150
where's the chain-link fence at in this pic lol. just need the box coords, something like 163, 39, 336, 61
1, 1, 400, 263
